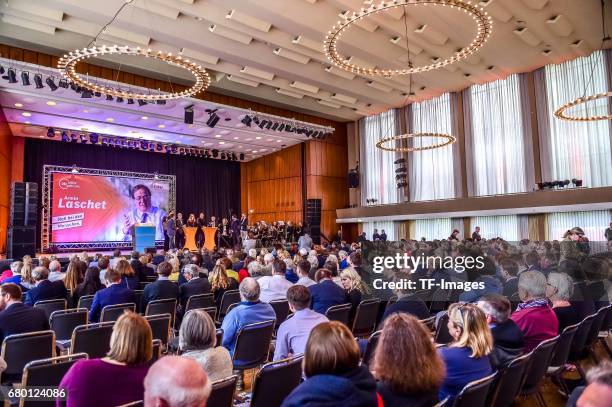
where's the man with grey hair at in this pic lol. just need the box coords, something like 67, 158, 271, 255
247, 261, 265, 280
47, 260, 65, 282
2, 261, 23, 285
220, 278, 275, 360
261, 253, 275, 277
510, 270, 558, 352
144, 355, 211, 407
23, 266, 67, 306
179, 264, 211, 310
477, 294, 524, 368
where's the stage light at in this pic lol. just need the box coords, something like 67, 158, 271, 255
212, 149, 218, 158
156, 143, 163, 151
46, 77, 58, 91
253, 116, 260, 125
265, 121, 272, 130
34, 74, 44, 88
206, 111, 220, 128
127, 98, 134, 104
241, 115, 252, 127
47, 127, 55, 138
81, 89, 93, 98
278, 123, 285, 131
0, 66, 4, 75
61, 131, 70, 142
284, 125, 294, 133
258, 120, 266, 129
271, 122, 279, 131
94, 92, 102, 97
184, 104, 194, 124
138, 99, 147, 106
156, 100, 166, 105
3, 68, 17, 83
21, 71, 30, 86
58, 78, 69, 88
239, 153, 245, 160
89, 133, 99, 144
394, 158, 406, 165
204, 150, 210, 158
116, 97, 124, 103
154, 172, 159, 180
70, 132, 78, 142
71, 165, 79, 174
106, 95, 113, 101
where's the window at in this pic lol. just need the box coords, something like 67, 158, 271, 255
413, 218, 452, 240
547, 210, 611, 252
470, 215, 525, 241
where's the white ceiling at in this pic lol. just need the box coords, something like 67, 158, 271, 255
0, 0, 610, 121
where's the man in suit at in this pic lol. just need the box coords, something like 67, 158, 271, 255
165, 212, 177, 250
239, 213, 248, 242
230, 214, 241, 247
24, 267, 67, 306
89, 268, 136, 322
129, 251, 147, 282
472, 226, 482, 241
500, 259, 519, 297
141, 261, 179, 312
0, 283, 49, 343
179, 264, 211, 310
298, 231, 313, 251
308, 269, 348, 314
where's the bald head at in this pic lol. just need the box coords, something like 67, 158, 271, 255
239, 277, 260, 302
144, 356, 211, 407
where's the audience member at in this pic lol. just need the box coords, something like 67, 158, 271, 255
547, 272, 580, 333
209, 264, 239, 306
569, 360, 612, 407
274, 285, 328, 361
19, 255, 35, 290
459, 257, 503, 303
340, 267, 369, 324
309, 269, 349, 314
117, 259, 140, 290
373, 314, 444, 407
281, 321, 378, 407
499, 259, 519, 297
63, 258, 83, 295
0, 283, 48, 344
284, 258, 299, 283
143, 356, 211, 407
60, 312, 153, 406
73, 266, 103, 305
89, 268, 136, 322
295, 260, 316, 287
179, 264, 212, 310
23, 266, 67, 306
380, 272, 430, 324
48, 260, 65, 282
179, 309, 232, 382
129, 250, 147, 281
439, 303, 493, 403
298, 232, 313, 251
1, 261, 23, 285
477, 294, 525, 368
258, 259, 293, 303
141, 261, 179, 312
97, 256, 110, 284
510, 270, 558, 352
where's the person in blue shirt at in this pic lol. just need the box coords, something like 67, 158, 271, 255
220, 277, 276, 364
89, 268, 136, 322
308, 269, 348, 314
438, 303, 493, 403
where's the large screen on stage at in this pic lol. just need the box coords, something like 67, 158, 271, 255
47, 169, 174, 247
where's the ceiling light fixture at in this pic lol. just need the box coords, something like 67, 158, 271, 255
323, 0, 492, 76
46, 77, 58, 91
376, 133, 456, 152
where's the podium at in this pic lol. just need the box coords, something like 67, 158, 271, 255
132, 224, 155, 253
183, 227, 199, 251
203, 227, 217, 251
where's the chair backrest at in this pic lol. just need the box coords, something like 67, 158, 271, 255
77, 295, 94, 310
100, 303, 136, 322
487, 352, 532, 407
186, 293, 215, 312
453, 372, 497, 407
232, 320, 275, 369
1, 331, 56, 382
432, 396, 449, 407
139, 281, 150, 290
269, 300, 290, 329
145, 298, 177, 328
20, 353, 88, 407
34, 299, 67, 321
361, 330, 382, 367
520, 336, 559, 394
49, 308, 88, 341
203, 306, 217, 322
435, 313, 453, 345
206, 375, 237, 407
133, 290, 144, 313
387, 295, 398, 305
325, 303, 352, 326
216, 329, 223, 348
549, 323, 579, 368
151, 339, 162, 362
71, 322, 114, 359
145, 314, 172, 346
420, 315, 437, 331
250, 356, 304, 407
218, 289, 241, 318
569, 314, 595, 361
226, 302, 240, 316
351, 298, 380, 336
586, 306, 608, 345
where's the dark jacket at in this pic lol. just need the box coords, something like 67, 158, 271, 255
503, 277, 519, 297
309, 280, 348, 314
0, 302, 49, 343
141, 279, 179, 311
377, 381, 438, 407
89, 283, 136, 322
381, 295, 430, 326
23, 280, 67, 306
179, 278, 212, 308
489, 319, 525, 368
130, 260, 148, 282
121, 275, 140, 291
281, 365, 378, 407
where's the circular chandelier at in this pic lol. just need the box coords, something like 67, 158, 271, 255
554, 91, 612, 122
58, 45, 211, 101
376, 133, 456, 152
323, 0, 492, 76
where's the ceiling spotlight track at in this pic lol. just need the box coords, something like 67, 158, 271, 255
323, 0, 492, 76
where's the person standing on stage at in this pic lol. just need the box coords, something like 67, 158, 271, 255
230, 214, 241, 248
197, 213, 206, 227
472, 226, 482, 241
186, 214, 197, 227
165, 212, 177, 250
208, 216, 217, 228
219, 218, 231, 248
175, 212, 185, 249
196, 212, 206, 249
122, 184, 166, 241
240, 214, 248, 242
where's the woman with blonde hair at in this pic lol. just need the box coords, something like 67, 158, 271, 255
64, 258, 83, 294
20, 255, 35, 289
339, 267, 370, 325
59, 311, 153, 406
281, 321, 377, 407
167, 255, 181, 282
209, 265, 238, 306
439, 303, 493, 403
116, 259, 139, 290
373, 313, 445, 406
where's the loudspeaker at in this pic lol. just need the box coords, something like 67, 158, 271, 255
309, 225, 321, 245
348, 171, 359, 188
305, 199, 321, 223
7, 226, 36, 259
10, 182, 38, 226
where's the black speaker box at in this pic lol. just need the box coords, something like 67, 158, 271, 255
7, 226, 36, 259
348, 171, 359, 188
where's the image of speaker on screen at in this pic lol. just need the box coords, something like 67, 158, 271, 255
122, 184, 167, 241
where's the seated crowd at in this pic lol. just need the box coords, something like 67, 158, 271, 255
0, 228, 609, 407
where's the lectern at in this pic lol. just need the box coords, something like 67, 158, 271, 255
203, 227, 217, 251
183, 227, 199, 251
132, 224, 156, 252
